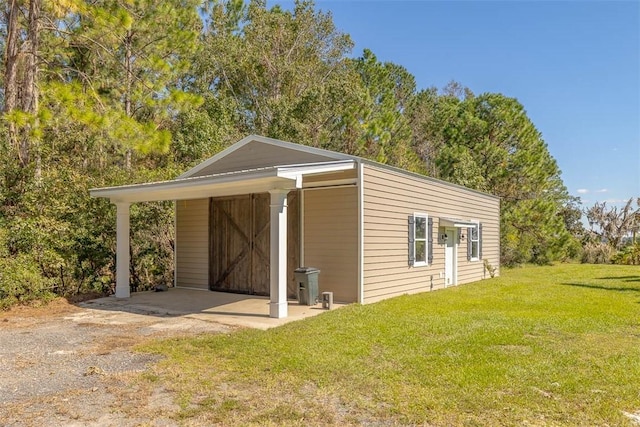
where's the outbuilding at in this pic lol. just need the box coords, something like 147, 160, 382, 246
91, 135, 500, 318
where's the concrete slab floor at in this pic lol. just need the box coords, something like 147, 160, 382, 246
79, 288, 345, 330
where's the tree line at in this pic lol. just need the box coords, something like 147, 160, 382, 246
0, 0, 633, 307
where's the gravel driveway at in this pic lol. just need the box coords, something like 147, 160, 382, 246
0, 299, 232, 426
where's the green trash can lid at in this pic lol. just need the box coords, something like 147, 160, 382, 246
294, 267, 320, 273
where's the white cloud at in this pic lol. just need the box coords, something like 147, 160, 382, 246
595, 188, 608, 193
603, 198, 629, 204
576, 189, 589, 194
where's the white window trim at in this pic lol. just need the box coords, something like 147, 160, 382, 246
470, 220, 480, 262
413, 212, 429, 267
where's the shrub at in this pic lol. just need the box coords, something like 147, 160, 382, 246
611, 243, 640, 265
581, 241, 615, 264
483, 259, 497, 278
0, 253, 56, 310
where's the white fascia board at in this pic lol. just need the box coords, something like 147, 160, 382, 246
90, 160, 355, 203
302, 178, 357, 189
276, 160, 356, 179
439, 217, 478, 228
277, 160, 355, 189
90, 168, 295, 203
92, 168, 275, 197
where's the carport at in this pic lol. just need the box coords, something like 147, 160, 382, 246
81, 287, 344, 330
90, 160, 355, 319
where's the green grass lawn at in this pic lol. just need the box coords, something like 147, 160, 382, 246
141, 264, 640, 426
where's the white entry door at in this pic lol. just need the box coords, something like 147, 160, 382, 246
444, 228, 456, 287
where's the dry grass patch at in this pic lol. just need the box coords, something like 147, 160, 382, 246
0, 297, 81, 324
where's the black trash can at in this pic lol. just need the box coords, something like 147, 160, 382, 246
294, 267, 320, 305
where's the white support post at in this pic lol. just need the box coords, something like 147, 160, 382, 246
269, 189, 289, 318
115, 201, 131, 298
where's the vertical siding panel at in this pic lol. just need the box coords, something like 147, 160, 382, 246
303, 187, 359, 303
176, 199, 209, 289
362, 164, 500, 303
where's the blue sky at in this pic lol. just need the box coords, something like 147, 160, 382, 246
274, 0, 640, 208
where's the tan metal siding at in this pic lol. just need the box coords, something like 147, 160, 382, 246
303, 169, 357, 184
303, 187, 359, 303
176, 199, 209, 289
191, 141, 336, 177
362, 164, 500, 303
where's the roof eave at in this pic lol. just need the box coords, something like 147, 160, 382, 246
90, 169, 293, 203
90, 160, 356, 203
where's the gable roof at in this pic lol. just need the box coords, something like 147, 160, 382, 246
178, 135, 359, 179
90, 134, 499, 203
91, 160, 356, 203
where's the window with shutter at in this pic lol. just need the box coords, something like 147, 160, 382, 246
427, 217, 433, 264
468, 221, 481, 261
478, 222, 483, 259
408, 215, 415, 266
409, 213, 429, 266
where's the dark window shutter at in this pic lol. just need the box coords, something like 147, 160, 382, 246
467, 227, 472, 261
478, 222, 483, 259
408, 215, 415, 266
427, 217, 433, 264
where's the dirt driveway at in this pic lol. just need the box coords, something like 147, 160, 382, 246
0, 298, 233, 426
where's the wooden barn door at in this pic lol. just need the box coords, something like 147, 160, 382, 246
250, 193, 271, 294
210, 193, 299, 297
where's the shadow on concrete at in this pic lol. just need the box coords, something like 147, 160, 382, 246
77, 288, 339, 329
